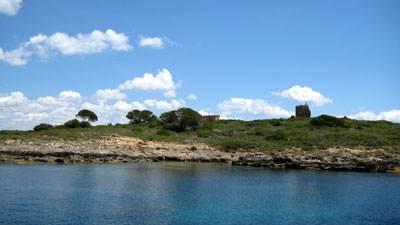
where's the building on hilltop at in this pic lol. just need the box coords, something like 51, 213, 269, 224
295, 103, 311, 118
202, 115, 220, 121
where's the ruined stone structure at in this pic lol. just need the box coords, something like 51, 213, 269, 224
202, 115, 220, 121
295, 103, 311, 118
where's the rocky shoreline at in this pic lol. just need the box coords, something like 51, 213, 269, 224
1, 136, 399, 173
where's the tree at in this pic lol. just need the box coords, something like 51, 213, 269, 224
33, 123, 53, 132
159, 108, 202, 131
126, 109, 157, 124
76, 109, 98, 122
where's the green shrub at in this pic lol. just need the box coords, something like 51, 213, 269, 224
310, 115, 348, 128
269, 120, 281, 126
217, 138, 254, 151
265, 130, 288, 141
132, 126, 144, 132
64, 119, 80, 128
253, 127, 267, 136
201, 121, 215, 130
197, 130, 214, 138
33, 123, 53, 132
79, 121, 92, 128
302, 145, 314, 151
157, 129, 172, 136
64, 119, 91, 128
147, 121, 160, 128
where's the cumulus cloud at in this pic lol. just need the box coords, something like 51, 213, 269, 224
0, 0, 22, 16
218, 98, 294, 119
81, 101, 146, 124
187, 94, 197, 100
0, 91, 82, 130
163, 90, 176, 98
274, 85, 332, 107
119, 69, 182, 97
348, 110, 400, 123
139, 36, 164, 48
198, 109, 212, 116
0, 47, 31, 66
144, 99, 185, 111
94, 89, 127, 102
0, 90, 150, 130
0, 29, 132, 66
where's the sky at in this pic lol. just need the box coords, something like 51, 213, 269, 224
0, 0, 399, 130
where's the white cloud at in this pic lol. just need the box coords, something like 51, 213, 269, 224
348, 110, 400, 123
0, 91, 81, 130
0, 0, 22, 16
58, 91, 82, 101
119, 69, 182, 97
94, 89, 127, 102
144, 99, 185, 111
0, 90, 148, 130
187, 94, 197, 100
0, 91, 28, 106
0, 29, 132, 66
0, 47, 31, 65
198, 109, 212, 116
163, 90, 176, 98
139, 37, 164, 48
82, 101, 146, 124
218, 98, 294, 119
274, 85, 332, 107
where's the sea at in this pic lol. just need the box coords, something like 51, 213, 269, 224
0, 162, 399, 225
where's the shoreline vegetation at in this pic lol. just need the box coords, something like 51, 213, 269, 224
1, 109, 400, 172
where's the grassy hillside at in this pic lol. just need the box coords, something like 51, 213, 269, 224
1, 117, 399, 152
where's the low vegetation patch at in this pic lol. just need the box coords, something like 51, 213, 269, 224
1, 110, 399, 153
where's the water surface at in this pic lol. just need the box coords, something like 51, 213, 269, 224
1, 162, 399, 224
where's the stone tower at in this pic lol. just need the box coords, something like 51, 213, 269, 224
295, 103, 311, 118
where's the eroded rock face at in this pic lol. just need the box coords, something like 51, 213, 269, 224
233, 150, 400, 173
0, 136, 399, 172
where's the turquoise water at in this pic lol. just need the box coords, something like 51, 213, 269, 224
0, 162, 399, 224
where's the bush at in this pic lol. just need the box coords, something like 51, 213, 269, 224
269, 120, 281, 126
33, 123, 53, 132
64, 119, 91, 128
253, 127, 267, 136
157, 129, 172, 136
302, 145, 314, 151
79, 121, 92, 128
201, 121, 215, 130
265, 130, 288, 141
217, 138, 255, 151
64, 119, 80, 128
311, 115, 347, 127
197, 130, 214, 138
132, 126, 144, 132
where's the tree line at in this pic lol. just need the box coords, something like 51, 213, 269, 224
33, 108, 203, 132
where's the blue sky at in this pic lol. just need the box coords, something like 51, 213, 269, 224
0, 0, 399, 130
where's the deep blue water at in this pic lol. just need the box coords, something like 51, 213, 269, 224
0, 162, 399, 225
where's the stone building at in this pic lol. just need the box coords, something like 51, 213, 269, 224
295, 103, 311, 118
202, 115, 220, 121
